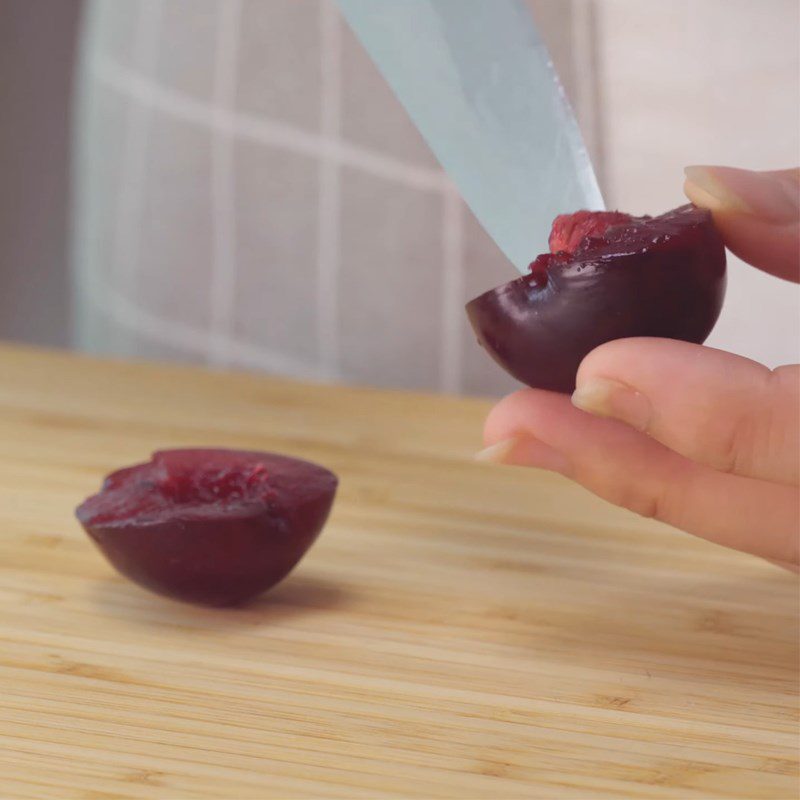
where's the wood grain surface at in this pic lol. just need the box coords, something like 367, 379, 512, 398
0, 343, 797, 799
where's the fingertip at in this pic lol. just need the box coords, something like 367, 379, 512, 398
576, 338, 697, 390
483, 388, 539, 445
576, 338, 771, 408
474, 437, 517, 463
683, 165, 800, 222
474, 435, 572, 474
705, 212, 800, 283
483, 388, 590, 462
682, 164, 800, 282
683, 166, 736, 213
571, 376, 652, 432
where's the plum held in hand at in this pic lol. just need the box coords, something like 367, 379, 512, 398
466, 204, 726, 393
76, 449, 338, 607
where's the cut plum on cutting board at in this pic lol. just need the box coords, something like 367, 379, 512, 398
466, 204, 727, 393
76, 449, 338, 607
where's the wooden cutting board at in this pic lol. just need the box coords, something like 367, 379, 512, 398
0, 343, 797, 799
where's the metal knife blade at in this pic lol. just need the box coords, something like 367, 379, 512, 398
336, 0, 604, 272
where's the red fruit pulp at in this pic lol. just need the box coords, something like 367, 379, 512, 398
76, 449, 338, 606
548, 210, 634, 255
466, 204, 727, 393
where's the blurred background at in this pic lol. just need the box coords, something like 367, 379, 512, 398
1, 0, 798, 396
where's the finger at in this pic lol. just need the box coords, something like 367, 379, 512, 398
766, 559, 800, 574
684, 165, 800, 282
480, 389, 799, 565
570, 338, 800, 485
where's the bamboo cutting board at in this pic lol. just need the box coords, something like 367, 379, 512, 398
0, 343, 797, 800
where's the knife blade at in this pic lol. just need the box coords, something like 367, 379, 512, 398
336, 0, 604, 272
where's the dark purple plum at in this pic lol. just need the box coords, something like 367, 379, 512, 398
466, 204, 726, 393
76, 448, 338, 607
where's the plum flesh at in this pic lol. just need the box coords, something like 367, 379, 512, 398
466, 204, 726, 393
76, 449, 338, 607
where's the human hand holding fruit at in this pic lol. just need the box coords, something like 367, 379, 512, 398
477, 166, 800, 569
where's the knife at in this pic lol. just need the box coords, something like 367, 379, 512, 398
336, 0, 604, 272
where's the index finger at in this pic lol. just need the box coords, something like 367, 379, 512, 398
684, 165, 800, 283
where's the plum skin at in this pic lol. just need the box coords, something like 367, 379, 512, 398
76, 450, 338, 607
466, 204, 727, 393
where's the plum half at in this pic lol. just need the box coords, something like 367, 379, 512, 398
76, 449, 338, 607
466, 204, 726, 393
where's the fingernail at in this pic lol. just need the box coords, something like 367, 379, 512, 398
684, 165, 800, 223
475, 438, 518, 463
474, 436, 571, 474
572, 378, 652, 432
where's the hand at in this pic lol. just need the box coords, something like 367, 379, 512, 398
477, 166, 800, 570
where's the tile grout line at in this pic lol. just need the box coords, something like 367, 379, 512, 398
92, 56, 448, 194
98, 283, 321, 379
208, 0, 243, 367
439, 182, 465, 395
109, 0, 162, 325
317, 0, 342, 379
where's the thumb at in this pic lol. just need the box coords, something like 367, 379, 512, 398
573, 338, 799, 486
684, 165, 800, 283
